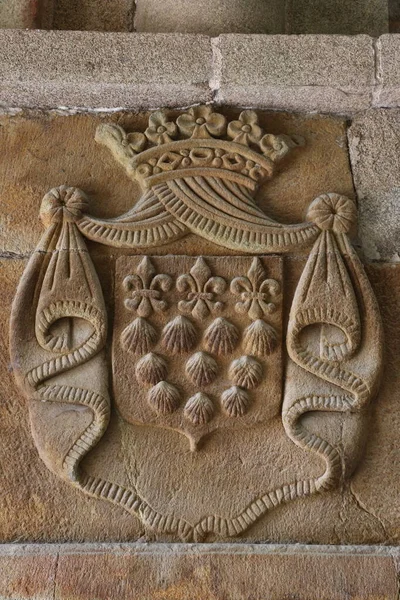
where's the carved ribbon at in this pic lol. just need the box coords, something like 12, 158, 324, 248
10, 186, 196, 540
191, 194, 384, 541
283, 193, 383, 495
10, 184, 383, 542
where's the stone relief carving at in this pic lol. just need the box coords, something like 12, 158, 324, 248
114, 254, 282, 450
9, 107, 383, 541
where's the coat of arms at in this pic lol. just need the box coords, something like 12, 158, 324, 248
10, 107, 383, 541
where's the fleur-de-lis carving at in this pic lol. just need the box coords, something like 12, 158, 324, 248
123, 257, 172, 318
231, 258, 280, 321
177, 257, 227, 320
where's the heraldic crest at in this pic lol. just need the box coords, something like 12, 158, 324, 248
10, 107, 383, 541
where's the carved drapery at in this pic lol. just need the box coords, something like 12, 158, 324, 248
10, 107, 383, 541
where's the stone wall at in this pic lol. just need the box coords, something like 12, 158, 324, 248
1, 31, 400, 119
3, 0, 399, 34
0, 4, 400, 598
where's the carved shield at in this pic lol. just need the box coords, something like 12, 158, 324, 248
114, 255, 282, 449
10, 106, 384, 541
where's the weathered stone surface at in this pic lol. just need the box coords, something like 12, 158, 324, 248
286, 0, 388, 36
0, 31, 389, 113
348, 109, 400, 261
350, 263, 400, 542
0, 544, 399, 600
0, 0, 39, 28
0, 110, 355, 256
53, 0, 135, 31
216, 35, 375, 112
0, 546, 57, 599
135, 0, 284, 35
376, 34, 400, 106
0, 31, 212, 110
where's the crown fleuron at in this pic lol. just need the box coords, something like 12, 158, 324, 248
95, 106, 302, 190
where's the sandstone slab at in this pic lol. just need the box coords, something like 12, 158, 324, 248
376, 34, 400, 106
0, 107, 396, 545
348, 109, 400, 261
0, 544, 399, 600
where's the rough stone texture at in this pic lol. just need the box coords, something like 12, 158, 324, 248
348, 110, 400, 261
0, 31, 213, 110
218, 34, 376, 113
216, 34, 375, 113
1, 544, 400, 600
135, 0, 284, 35
53, 0, 135, 31
376, 34, 400, 106
0, 0, 39, 28
351, 263, 400, 543
0, 110, 354, 256
45, 0, 389, 36
0, 30, 392, 113
286, 0, 389, 36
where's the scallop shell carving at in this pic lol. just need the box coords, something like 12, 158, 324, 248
221, 386, 251, 418
136, 353, 168, 386
243, 319, 279, 357
229, 356, 263, 390
186, 352, 219, 386
161, 316, 197, 354
147, 381, 180, 415
120, 317, 158, 355
184, 393, 214, 425
204, 318, 239, 356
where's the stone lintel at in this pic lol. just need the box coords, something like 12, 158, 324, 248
4, 31, 400, 113
0, 543, 399, 599
0, 30, 213, 110
216, 34, 376, 113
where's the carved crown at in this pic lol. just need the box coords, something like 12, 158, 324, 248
95, 106, 302, 190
